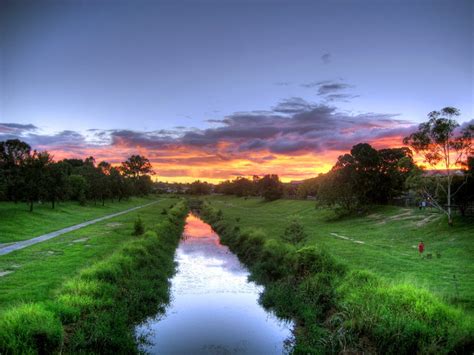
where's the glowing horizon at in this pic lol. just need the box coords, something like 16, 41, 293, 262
1, 0, 472, 183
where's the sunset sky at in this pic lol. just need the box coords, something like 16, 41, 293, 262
1, 0, 472, 182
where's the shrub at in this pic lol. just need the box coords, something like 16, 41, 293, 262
282, 217, 307, 245
133, 216, 145, 236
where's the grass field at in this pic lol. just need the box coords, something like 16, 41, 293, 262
0, 197, 157, 243
0, 197, 178, 310
205, 196, 474, 312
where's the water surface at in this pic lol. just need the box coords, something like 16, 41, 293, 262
136, 213, 293, 354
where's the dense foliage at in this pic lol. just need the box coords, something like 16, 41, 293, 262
0, 139, 155, 211
215, 174, 284, 201
318, 143, 417, 214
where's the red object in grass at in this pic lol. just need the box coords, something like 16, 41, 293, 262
418, 242, 425, 254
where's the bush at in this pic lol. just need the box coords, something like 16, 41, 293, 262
282, 217, 307, 245
133, 216, 145, 236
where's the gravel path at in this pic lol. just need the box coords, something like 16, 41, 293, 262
0, 201, 159, 256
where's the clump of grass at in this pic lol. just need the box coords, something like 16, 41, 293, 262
337, 270, 474, 353
0, 303, 63, 354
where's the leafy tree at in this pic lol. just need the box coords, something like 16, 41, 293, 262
45, 161, 69, 208
67, 174, 88, 205
318, 167, 359, 214
378, 147, 417, 201
23, 151, 53, 212
258, 174, 283, 201
319, 143, 416, 214
61, 158, 85, 169
0, 139, 31, 202
296, 175, 323, 199
232, 177, 255, 197
0, 168, 5, 200
121, 155, 154, 178
109, 166, 128, 201
189, 180, 212, 195
135, 175, 154, 195
78, 159, 103, 204
216, 177, 255, 196
96, 161, 113, 205
403, 107, 473, 225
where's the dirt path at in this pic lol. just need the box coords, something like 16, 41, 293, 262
0, 201, 159, 256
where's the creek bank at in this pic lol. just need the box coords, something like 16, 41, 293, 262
0, 200, 188, 354
199, 200, 473, 354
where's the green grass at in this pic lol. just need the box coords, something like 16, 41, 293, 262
204, 196, 474, 312
0, 199, 188, 354
200, 198, 473, 353
0, 197, 157, 243
0, 197, 178, 310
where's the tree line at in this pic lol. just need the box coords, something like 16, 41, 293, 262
2, 107, 472, 220
185, 107, 474, 223
210, 144, 419, 207
0, 139, 155, 211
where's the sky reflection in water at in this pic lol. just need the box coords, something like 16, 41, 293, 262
136, 213, 293, 354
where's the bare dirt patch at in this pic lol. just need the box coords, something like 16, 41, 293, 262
415, 214, 441, 227
376, 210, 418, 225
106, 222, 123, 228
330, 232, 365, 244
72, 237, 89, 243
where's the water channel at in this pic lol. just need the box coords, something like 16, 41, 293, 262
136, 213, 293, 354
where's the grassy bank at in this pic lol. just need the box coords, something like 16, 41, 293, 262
0, 196, 157, 243
200, 199, 473, 354
0, 199, 188, 354
205, 196, 474, 311
0, 197, 176, 309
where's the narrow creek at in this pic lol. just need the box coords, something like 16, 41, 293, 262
136, 213, 293, 354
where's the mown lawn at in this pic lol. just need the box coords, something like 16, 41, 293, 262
0, 197, 178, 310
0, 197, 157, 243
205, 196, 474, 312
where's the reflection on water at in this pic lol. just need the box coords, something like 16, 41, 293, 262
136, 213, 293, 354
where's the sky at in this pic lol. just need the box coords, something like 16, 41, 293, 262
0, 0, 473, 182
